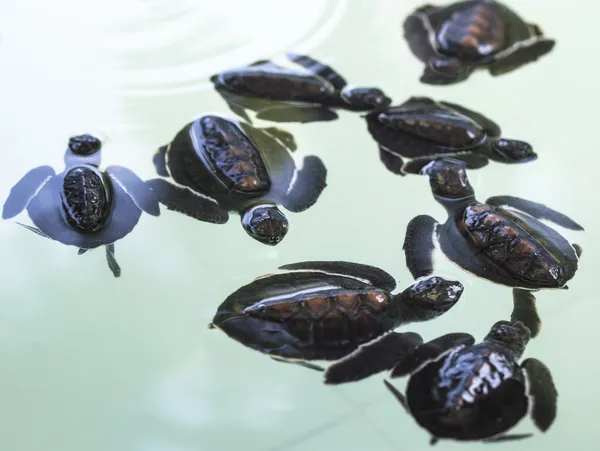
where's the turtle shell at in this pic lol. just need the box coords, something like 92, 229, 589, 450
195, 115, 271, 194
60, 165, 112, 233
435, 1, 507, 61
406, 342, 527, 441
458, 204, 577, 288
212, 271, 398, 360
214, 66, 335, 103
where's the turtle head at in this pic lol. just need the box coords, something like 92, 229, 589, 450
485, 320, 531, 358
490, 138, 537, 163
64, 134, 103, 166
421, 158, 474, 200
421, 58, 471, 85
341, 86, 391, 110
401, 276, 464, 320
241, 204, 289, 246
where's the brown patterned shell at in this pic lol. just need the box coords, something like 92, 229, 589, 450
198, 115, 271, 194
243, 288, 390, 345
436, 2, 506, 61
458, 204, 566, 287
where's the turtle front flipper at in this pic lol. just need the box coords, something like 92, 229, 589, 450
488, 38, 556, 76
324, 331, 424, 385
390, 332, 475, 378
256, 104, 339, 123
152, 146, 170, 177
379, 146, 406, 176
261, 127, 298, 152
105, 243, 121, 278
486, 195, 584, 231
403, 215, 438, 279
286, 53, 348, 90
278, 260, 397, 292
16, 222, 50, 239
403, 9, 440, 67
106, 165, 161, 216
146, 178, 229, 224
279, 155, 327, 213
2, 165, 55, 219
482, 434, 533, 443
521, 357, 558, 432
438, 101, 502, 137
511, 289, 541, 338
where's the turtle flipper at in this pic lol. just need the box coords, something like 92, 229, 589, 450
286, 53, 348, 90
438, 101, 502, 136
105, 243, 121, 278
256, 104, 339, 123
2, 165, 55, 219
521, 357, 558, 432
16, 222, 50, 238
379, 146, 406, 176
488, 39, 556, 76
403, 215, 438, 279
146, 178, 229, 224
152, 146, 170, 177
390, 332, 475, 378
511, 289, 541, 338
486, 195, 583, 231
456, 153, 490, 170
261, 127, 298, 152
403, 9, 440, 66
482, 434, 533, 443
278, 261, 397, 292
106, 166, 160, 216
324, 332, 424, 385
573, 244, 582, 258
269, 356, 325, 372
383, 379, 409, 411
78, 248, 89, 255
279, 156, 327, 213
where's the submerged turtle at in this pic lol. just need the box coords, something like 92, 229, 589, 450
402, 157, 583, 337
211, 53, 391, 123
365, 96, 537, 175
378, 321, 557, 444
147, 113, 327, 246
2, 134, 160, 277
209, 260, 463, 377
404, 0, 556, 85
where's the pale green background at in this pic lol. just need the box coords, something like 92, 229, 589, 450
0, 1, 597, 450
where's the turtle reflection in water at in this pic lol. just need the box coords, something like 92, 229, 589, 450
2, 134, 160, 277
209, 261, 463, 379
148, 114, 327, 246
211, 53, 391, 123
404, 0, 556, 85
403, 157, 583, 337
365, 97, 537, 176
377, 321, 557, 444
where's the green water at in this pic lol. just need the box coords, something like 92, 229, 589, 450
0, 1, 597, 450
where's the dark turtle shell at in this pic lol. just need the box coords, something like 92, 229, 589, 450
60, 165, 112, 233
212, 271, 399, 360
436, 1, 507, 61
458, 204, 577, 288
406, 342, 527, 441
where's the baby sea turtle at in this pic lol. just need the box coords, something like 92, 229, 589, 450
209, 260, 463, 377
211, 53, 391, 123
403, 157, 583, 337
2, 134, 160, 277
365, 96, 536, 175
380, 321, 557, 444
148, 113, 327, 246
404, 0, 556, 85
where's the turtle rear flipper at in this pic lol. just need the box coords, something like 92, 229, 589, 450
286, 53, 348, 90
152, 146, 170, 177
278, 260, 396, 292
521, 357, 558, 432
511, 289, 541, 338
390, 332, 475, 378
324, 331, 424, 385
2, 165, 55, 219
489, 38, 556, 76
279, 155, 327, 213
146, 178, 229, 224
486, 195, 584, 231
106, 165, 160, 216
403, 215, 438, 279
438, 101, 502, 137
256, 104, 338, 123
